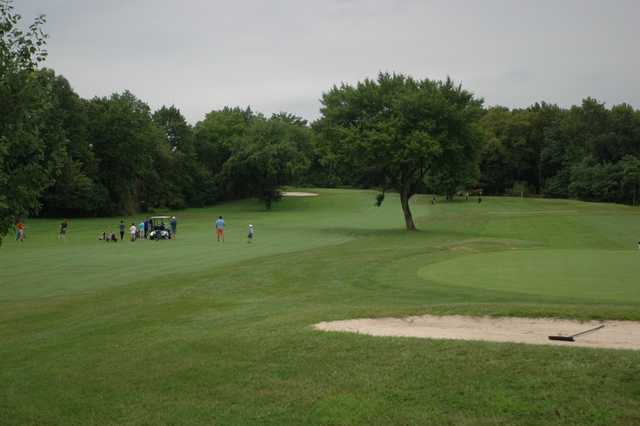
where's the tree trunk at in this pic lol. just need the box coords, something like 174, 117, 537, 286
538, 152, 543, 195
400, 188, 416, 231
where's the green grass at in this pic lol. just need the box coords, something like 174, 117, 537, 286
1, 189, 640, 425
419, 249, 640, 303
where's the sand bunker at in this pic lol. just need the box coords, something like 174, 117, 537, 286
282, 191, 319, 197
314, 315, 640, 350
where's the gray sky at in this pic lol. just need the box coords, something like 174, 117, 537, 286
17, 0, 640, 124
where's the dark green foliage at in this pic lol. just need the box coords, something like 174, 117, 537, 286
0, 0, 50, 244
194, 106, 255, 175
220, 117, 311, 209
568, 158, 623, 202
152, 105, 206, 208
38, 70, 101, 216
479, 103, 564, 194
316, 73, 485, 229
191, 106, 257, 203
270, 111, 308, 127
43, 158, 107, 214
478, 99, 640, 206
152, 105, 193, 153
621, 155, 640, 206
85, 91, 163, 214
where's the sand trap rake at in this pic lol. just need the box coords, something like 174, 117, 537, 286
548, 324, 605, 342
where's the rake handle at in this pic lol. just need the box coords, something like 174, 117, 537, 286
570, 324, 605, 338
548, 324, 605, 342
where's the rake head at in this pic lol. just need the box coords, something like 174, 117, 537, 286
548, 335, 575, 342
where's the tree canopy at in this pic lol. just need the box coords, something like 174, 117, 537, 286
316, 73, 485, 230
221, 117, 311, 209
0, 1, 49, 244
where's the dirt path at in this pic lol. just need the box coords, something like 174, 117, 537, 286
314, 315, 640, 350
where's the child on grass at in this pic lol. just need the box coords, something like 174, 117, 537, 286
247, 224, 254, 243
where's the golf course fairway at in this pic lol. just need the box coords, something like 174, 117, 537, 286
1, 189, 640, 425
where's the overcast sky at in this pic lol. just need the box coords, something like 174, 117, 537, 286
16, 0, 640, 124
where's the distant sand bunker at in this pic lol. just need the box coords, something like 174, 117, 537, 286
314, 315, 640, 350
282, 191, 319, 197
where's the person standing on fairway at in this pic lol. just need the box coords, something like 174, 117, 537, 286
247, 224, 254, 243
129, 223, 137, 241
16, 221, 25, 242
170, 216, 177, 239
119, 220, 125, 241
138, 221, 145, 240
215, 216, 225, 242
59, 219, 68, 240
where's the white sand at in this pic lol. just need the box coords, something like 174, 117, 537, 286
314, 315, 640, 350
282, 191, 319, 197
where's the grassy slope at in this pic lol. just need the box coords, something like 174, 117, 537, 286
1, 189, 640, 425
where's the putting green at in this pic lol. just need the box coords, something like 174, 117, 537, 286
419, 249, 640, 303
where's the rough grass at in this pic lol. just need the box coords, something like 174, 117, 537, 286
1, 189, 640, 425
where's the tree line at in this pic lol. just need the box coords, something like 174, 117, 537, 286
479, 100, 640, 204
2, 2, 640, 241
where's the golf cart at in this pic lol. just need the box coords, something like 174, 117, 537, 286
148, 216, 172, 240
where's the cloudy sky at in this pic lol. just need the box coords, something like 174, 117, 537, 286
16, 0, 640, 123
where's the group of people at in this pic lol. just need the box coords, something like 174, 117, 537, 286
13, 214, 260, 244
99, 230, 119, 242
215, 216, 255, 243
98, 217, 179, 242
114, 217, 178, 242
99, 215, 254, 243
431, 194, 482, 204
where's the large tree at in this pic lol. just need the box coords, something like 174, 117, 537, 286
193, 106, 256, 174
0, 1, 50, 243
86, 91, 162, 214
151, 105, 216, 209
317, 73, 484, 230
192, 106, 256, 202
220, 117, 311, 209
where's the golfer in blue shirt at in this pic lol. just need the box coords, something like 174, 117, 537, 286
215, 216, 225, 242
